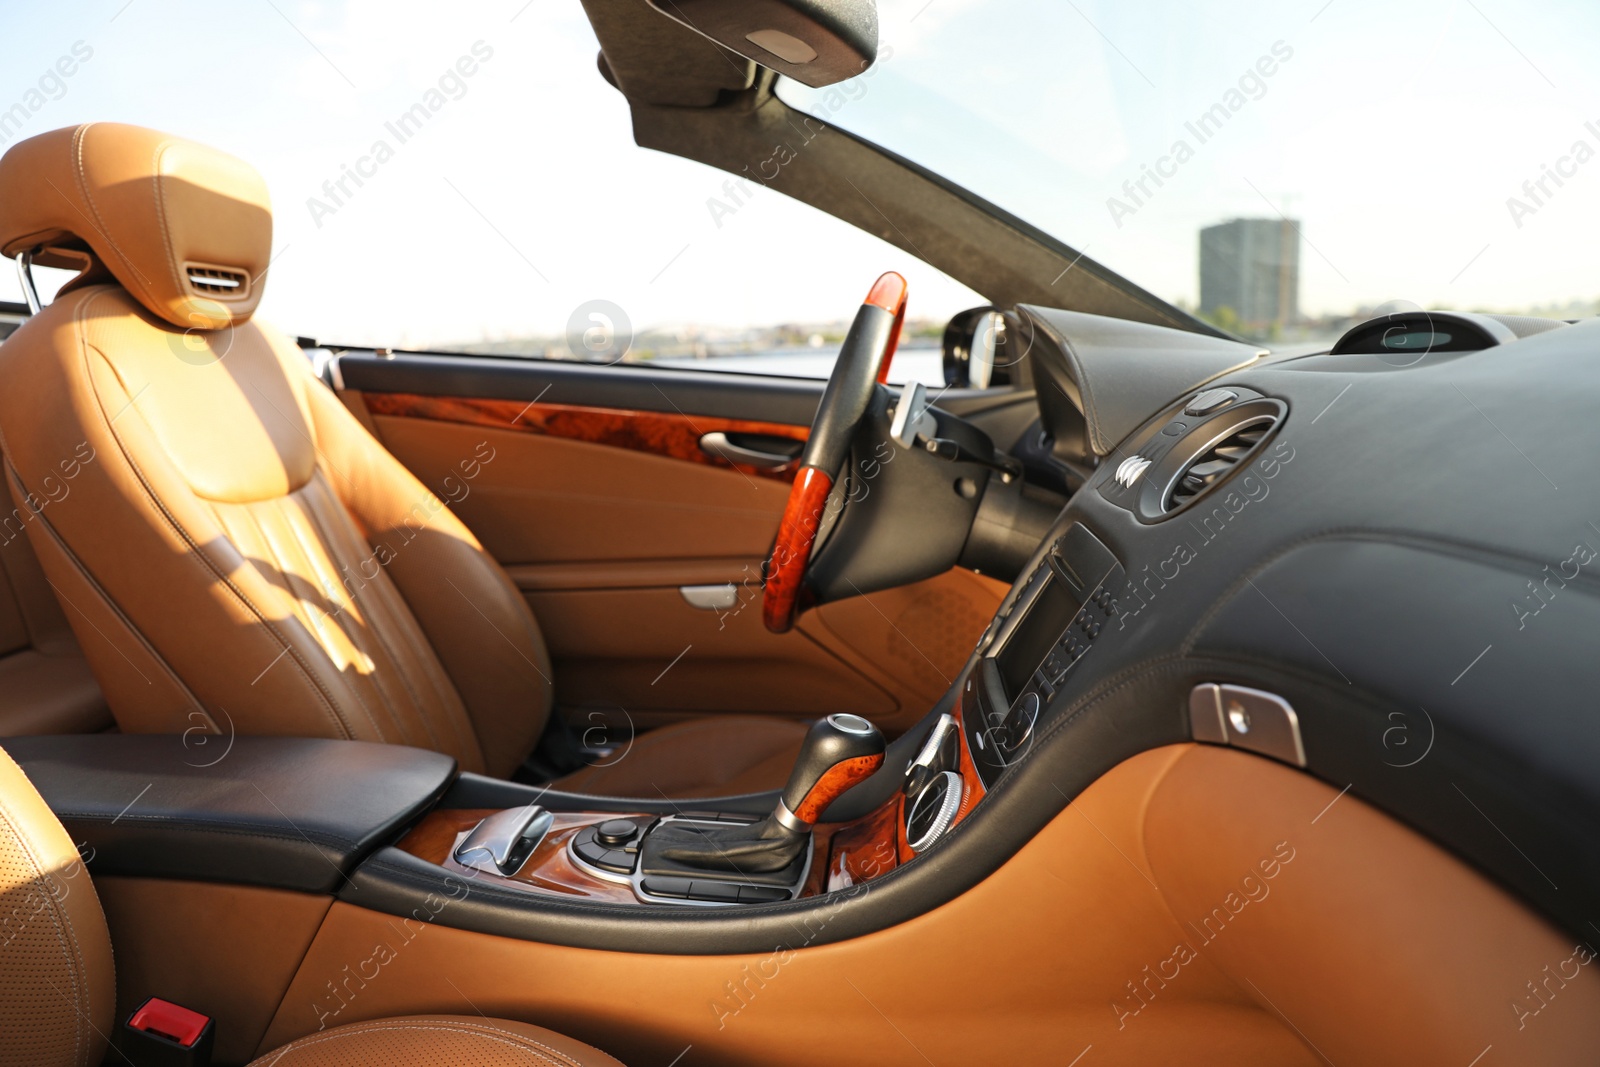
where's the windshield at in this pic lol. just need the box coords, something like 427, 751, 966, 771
781, 0, 1600, 343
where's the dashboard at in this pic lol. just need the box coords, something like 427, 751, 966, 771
918, 303, 1600, 946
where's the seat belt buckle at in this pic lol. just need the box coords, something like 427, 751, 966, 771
120, 996, 215, 1067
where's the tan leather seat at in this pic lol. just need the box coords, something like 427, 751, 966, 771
0, 746, 624, 1067
0, 123, 804, 796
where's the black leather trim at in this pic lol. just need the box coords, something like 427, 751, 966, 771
2, 735, 456, 894
1020, 305, 1262, 457
444, 773, 777, 817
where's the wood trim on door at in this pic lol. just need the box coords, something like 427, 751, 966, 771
361, 393, 808, 482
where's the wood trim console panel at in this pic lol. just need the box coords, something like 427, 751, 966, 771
397, 809, 648, 905
397, 692, 989, 904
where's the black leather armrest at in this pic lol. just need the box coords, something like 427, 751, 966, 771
1, 735, 456, 894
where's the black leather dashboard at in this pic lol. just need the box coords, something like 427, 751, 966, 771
1021, 312, 1600, 940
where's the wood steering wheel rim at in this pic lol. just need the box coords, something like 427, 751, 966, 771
763, 273, 907, 634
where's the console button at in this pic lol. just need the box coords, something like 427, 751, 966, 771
595, 819, 637, 847
1002, 691, 1040, 753
738, 885, 790, 904
687, 880, 742, 903
640, 877, 691, 899
1185, 388, 1238, 416
600, 849, 634, 871
573, 835, 608, 866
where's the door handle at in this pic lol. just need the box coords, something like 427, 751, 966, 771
699, 431, 799, 470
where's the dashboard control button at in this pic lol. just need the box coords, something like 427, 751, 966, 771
595, 819, 637, 847
737, 884, 790, 904
640, 877, 691, 899
1185, 388, 1238, 416
1160, 419, 1189, 436
905, 770, 964, 852
687, 880, 742, 903
1002, 691, 1040, 753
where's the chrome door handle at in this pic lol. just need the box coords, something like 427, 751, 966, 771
681, 583, 739, 610
699, 432, 796, 470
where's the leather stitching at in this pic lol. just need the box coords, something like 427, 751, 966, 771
307, 489, 466, 755
73, 293, 359, 743
148, 140, 188, 314
0, 792, 91, 1067
69, 123, 156, 304
283, 483, 431, 751
297, 379, 487, 766
258, 1020, 592, 1067
56, 811, 361, 850
6, 454, 208, 720
232, 495, 387, 744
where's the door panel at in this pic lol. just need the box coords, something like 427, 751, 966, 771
371, 415, 789, 563
339, 355, 1007, 735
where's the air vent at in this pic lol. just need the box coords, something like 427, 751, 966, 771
1163, 416, 1274, 512
186, 265, 247, 296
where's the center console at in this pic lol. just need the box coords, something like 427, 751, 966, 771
396, 710, 948, 907
384, 524, 1123, 912
966, 522, 1126, 785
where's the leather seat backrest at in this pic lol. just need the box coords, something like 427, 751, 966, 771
0, 507, 111, 737
0, 746, 114, 1067
0, 124, 552, 776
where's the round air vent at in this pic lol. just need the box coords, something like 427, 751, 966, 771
1164, 417, 1274, 512
1130, 397, 1286, 521
905, 770, 962, 853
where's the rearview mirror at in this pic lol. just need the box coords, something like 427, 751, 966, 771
943, 307, 1015, 389
646, 0, 878, 88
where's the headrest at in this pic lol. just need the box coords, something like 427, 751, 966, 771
0, 123, 271, 329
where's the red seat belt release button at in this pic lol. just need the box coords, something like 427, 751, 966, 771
122, 996, 214, 1066
129, 997, 208, 1045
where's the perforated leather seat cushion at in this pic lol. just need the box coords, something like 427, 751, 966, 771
248, 1016, 624, 1067
0, 749, 114, 1067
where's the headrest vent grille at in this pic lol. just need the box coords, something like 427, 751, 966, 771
186, 265, 247, 295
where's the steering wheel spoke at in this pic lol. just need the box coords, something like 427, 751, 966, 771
763, 272, 906, 633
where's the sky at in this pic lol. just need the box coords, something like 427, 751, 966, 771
804, 0, 1600, 319
0, 0, 1596, 348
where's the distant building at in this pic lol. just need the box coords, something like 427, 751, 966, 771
1199, 218, 1300, 332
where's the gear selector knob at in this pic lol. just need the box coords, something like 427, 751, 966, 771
774, 714, 887, 831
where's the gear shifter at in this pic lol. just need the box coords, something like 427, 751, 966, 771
650, 714, 886, 874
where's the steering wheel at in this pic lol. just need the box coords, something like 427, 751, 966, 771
763, 272, 907, 633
